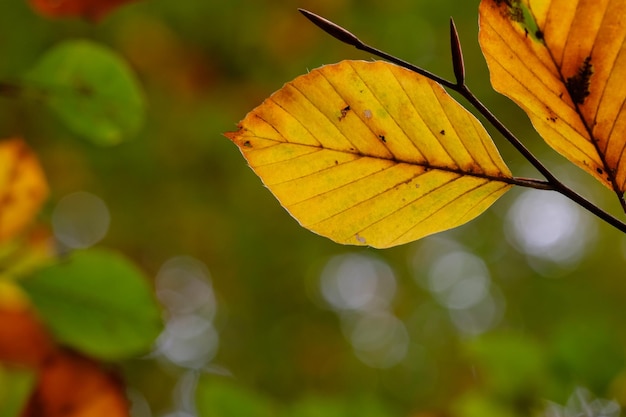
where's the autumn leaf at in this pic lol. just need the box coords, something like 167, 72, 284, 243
29, 0, 138, 21
0, 308, 53, 367
227, 60, 513, 248
479, 0, 626, 197
0, 309, 129, 417
0, 139, 49, 244
21, 351, 129, 417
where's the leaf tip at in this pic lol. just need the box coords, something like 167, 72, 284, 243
224, 128, 254, 150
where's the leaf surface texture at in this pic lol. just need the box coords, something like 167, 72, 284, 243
227, 61, 512, 248
480, 0, 626, 193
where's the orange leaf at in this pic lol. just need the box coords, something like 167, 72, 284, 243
479, 0, 626, 194
22, 351, 129, 417
28, 0, 138, 21
0, 309, 129, 417
0, 309, 53, 367
0, 139, 49, 244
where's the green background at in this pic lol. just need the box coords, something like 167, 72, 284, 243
2, 0, 626, 416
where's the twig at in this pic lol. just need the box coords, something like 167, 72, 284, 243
299, 9, 626, 234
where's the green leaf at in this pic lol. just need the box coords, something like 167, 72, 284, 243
196, 376, 276, 417
25, 40, 145, 146
19, 248, 161, 360
0, 365, 35, 417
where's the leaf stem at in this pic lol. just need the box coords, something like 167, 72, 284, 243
299, 8, 626, 234
509, 177, 553, 190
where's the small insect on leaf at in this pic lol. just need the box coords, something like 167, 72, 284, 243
226, 60, 513, 248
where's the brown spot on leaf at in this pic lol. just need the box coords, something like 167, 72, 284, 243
546, 108, 557, 122
597, 167, 604, 174
566, 56, 593, 105
378, 134, 386, 143
493, 0, 523, 21
243, 140, 252, 148
339, 105, 350, 120
439, 129, 445, 135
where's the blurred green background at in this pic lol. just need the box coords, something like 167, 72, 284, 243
2, 0, 626, 416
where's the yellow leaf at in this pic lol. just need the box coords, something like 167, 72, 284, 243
0, 139, 49, 243
479, 0, 626, 193
227, 60, 512, 248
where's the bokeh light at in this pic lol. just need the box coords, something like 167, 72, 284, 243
51, 191, 110, 249
320, 253, 408, 368
320, 253, 396, 312
505, 189, 596, 267
154, 256, 219, 369
427, 251, 490, 310
410, 238, 504, 335
344, 311, 410, 369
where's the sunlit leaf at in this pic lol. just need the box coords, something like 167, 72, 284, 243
20, 249, 161, 360
0, 139, 49, 244
479, 0, 626, 194
25, 40, 145, 146
29, 0, 138, 21
227, 60, 513, 248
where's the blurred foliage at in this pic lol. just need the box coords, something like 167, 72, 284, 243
24, 39, 145, 145
0, 0, 626, 417
21, 249, 161, 360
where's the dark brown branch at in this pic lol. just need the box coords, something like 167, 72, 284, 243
298, 9, 456, 89
299, 9, 626, 234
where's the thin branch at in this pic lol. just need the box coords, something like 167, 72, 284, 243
299, 9, 456, 89
299, 9, 626, 234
